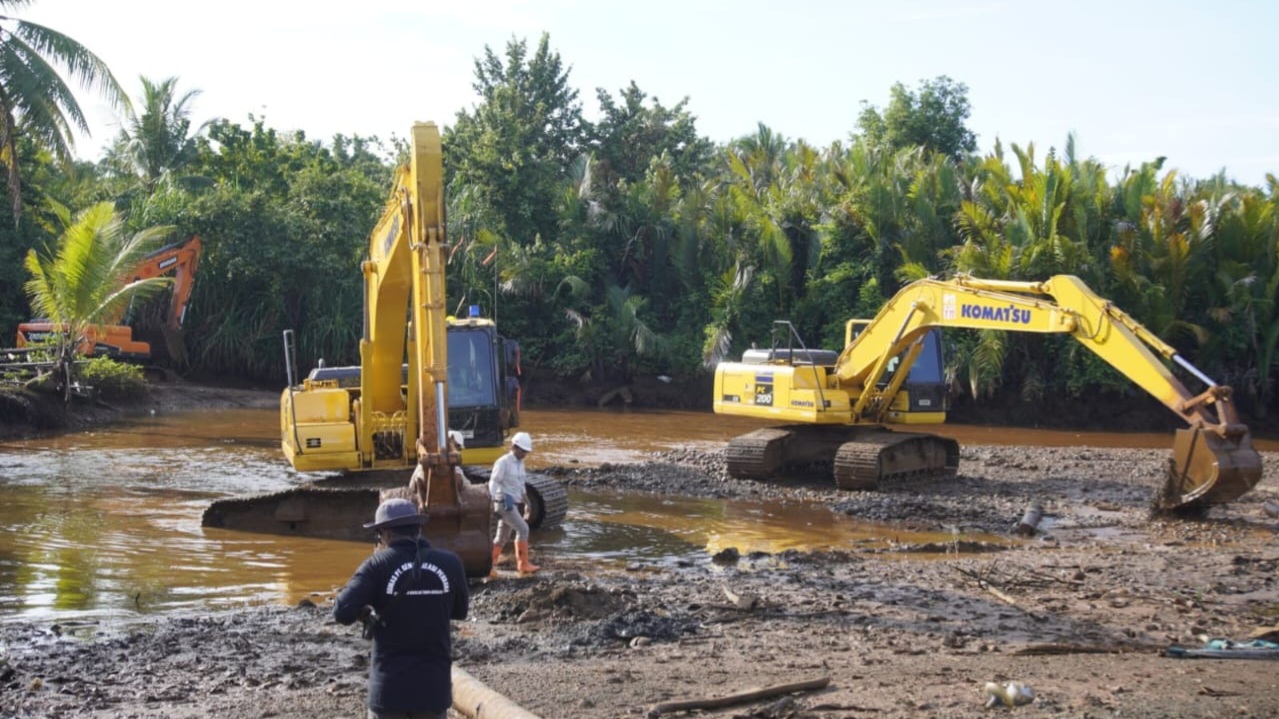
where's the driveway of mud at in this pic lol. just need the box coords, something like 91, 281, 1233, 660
3, 442, 1278, 719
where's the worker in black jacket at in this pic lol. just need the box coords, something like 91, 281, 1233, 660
334, 498, 469, 719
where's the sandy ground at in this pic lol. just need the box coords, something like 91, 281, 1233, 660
3, 432, 1278, 719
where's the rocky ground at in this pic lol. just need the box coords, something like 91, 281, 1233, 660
2, 433, 1278, 719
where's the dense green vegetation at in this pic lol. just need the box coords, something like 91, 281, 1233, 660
2, 24, 1276, 420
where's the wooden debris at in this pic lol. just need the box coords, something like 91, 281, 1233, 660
645, 675, 830, 718
1247, 624, 1279, 642
1013, 643, 1159, 656
808, 702, 877, 713
1199, 686, 1244, 697
951, 566, 1044, 621
982, 582, 1019, 608
451, 666, 545, 719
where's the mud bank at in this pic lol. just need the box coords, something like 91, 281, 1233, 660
0, 382, 279, 440
3, 443, 1278, 719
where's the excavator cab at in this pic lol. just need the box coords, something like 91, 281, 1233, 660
848, 320, 947, 424
445, 307, 522, 465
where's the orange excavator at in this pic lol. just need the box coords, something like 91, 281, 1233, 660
16, 235, 202, 361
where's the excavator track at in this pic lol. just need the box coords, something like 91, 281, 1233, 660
725, 428, 792, 479
833, 430, 960, 490
524, 473, 569, 529
201, 481, 497, 577
202, 486, 381, 542
724, 425, 960, 491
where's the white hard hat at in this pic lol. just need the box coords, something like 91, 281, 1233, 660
448, 430, 465, 449
511, 431, 533, 452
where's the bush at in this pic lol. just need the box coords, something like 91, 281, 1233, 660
76, 357, 147, 401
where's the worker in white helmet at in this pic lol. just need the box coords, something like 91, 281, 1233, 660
487, 431, 539, 576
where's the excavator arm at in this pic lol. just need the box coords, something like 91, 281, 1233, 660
128, 235, 203, 330
832, 274, 1260, 507
357, 123, 453, 471
837, 275, 1242, 437
215, 123, 499, 575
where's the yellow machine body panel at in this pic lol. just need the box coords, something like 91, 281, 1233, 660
458, 445, 505, 467
884, 406, 946, 425
714, 364, 852, 424
279, 385, 361, 471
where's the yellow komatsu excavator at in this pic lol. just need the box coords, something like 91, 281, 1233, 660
714, 274, 1263, 510
202, 123, 566, 576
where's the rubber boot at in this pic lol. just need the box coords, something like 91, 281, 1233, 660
515, 540, 540, 574
488, 544, 503, 579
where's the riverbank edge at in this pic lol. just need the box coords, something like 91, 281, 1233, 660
0, 382, 281, 440
3, 375, 1278, 442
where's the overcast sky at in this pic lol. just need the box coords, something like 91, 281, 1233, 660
21, 0, 1279, 186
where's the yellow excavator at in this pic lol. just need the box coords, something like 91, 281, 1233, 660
202, 123, 566, 576
714, 274, 1263, 510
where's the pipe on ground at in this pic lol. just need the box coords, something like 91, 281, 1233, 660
1012, 503, 1043, 537
452, 666, 543, 719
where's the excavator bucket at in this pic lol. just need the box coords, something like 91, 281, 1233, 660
202, 483, 495, 577
1162, 427, 1263, 510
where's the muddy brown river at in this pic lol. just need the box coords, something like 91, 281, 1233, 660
2, 408, 1273, 621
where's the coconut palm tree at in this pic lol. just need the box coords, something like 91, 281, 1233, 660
23, 202, 173, 399
113, 76, 206, 189
0, 1, 129, 219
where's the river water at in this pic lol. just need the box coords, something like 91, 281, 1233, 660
2, 407, 1271, 621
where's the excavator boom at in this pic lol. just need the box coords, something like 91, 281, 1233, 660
714, 274, 1262, 510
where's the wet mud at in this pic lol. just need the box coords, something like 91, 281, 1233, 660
3, 438, 1279, 718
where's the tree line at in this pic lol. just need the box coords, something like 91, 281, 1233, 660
1, 21, 1276, 420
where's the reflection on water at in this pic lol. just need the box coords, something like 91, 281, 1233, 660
2, 405, 1262, 620
544, 491, 1006, 566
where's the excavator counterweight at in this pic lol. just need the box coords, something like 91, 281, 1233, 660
714, 274, 1263, 510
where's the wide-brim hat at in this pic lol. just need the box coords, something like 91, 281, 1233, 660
363, 498, 429, 529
